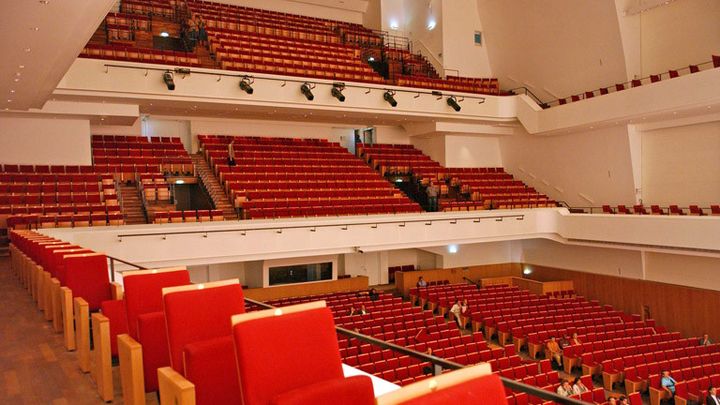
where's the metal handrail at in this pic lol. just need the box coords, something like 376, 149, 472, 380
107, 255, 147, 281
507, 86, 548, 108
546, 58, 717, 107
463, 276, 482, 289
243, 297, 587, 404
114, 213, 525, 239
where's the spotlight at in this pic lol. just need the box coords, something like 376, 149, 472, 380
239, 76, 254, 94
447, 96, 461, 112
174, 67, 191, 75
163, 71, 175, 90
383, 90, 397, 107
331, 83, 346, 102
300, 82, 315, 100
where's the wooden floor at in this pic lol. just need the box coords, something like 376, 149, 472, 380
0, 257, 159, 404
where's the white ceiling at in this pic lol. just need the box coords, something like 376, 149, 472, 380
0, 0, 115, 110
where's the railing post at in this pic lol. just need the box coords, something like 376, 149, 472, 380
109, 258, 115, 282
433, 363, 443, 376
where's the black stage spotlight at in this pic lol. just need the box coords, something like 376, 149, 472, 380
331, 82, 346, 102
300, 82, 315, 100
383, 90, 397, 107
447, 96, 461, 112
239, 76, 254, 94
163, 71, 175, 90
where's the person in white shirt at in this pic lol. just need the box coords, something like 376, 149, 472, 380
556, 380, 573, 397
449, 300, 462, 328
707, 386, 720, 405
572, 377, 589, 394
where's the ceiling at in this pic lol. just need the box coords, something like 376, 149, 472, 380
0, 0, 114, 110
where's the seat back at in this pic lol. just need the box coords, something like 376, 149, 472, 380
376, 363, 505, 405
232, 301, 346, 405
163, 279, 245, 372
122, 267, 190, 339
63, 252, 111, 310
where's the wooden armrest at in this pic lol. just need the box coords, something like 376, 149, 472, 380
60, 287, 76, 351
74, 297, 90, 373
50, 278, 62, 332
41, 270, 53, 321
91, 313, 114, 402
111, 282, 124, 300
118, 334, 146, 405
649, 387, 670, 405
158, 367, 196, 405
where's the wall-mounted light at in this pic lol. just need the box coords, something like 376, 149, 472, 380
300, 82, 315, 100
162, 71, 175, 90
239, 76, 254, 94
331, 82, 346, 102
390, 20, 399, 30
448, 244, 459, 254
427, 19, 436, 30
160, 31, 170, 37
447, 96, 462, 112
383, 90, 398, 107
523, 267, 533, 275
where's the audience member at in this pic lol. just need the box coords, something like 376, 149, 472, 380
348, 306, 357, 316
701, 333, 713, 346
359, 305, 368, 315
449, 300, 462, 328
368, 288, 380, 301
661, 370, 677, 402
227, 140, 236, 166
608, 398, 618, 405
556, 379, 573, 397
416, 276, 427, 288
426, 182, 439, 211
572, 377, 589, 394
618, 396, 629, 405
546, 336, 563, 368
570, 332, 582, 345
707, 386, 720, 405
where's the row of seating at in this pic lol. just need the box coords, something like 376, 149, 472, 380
153, 209, 225, 223
6, 212, 125, 228
199, 135, 422, 218
554, 55, 720, 107
80, 43, 202, 67
10, 230, 507, 405
602, 204, 720, 216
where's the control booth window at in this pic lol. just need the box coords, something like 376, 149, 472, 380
269, 262, 333, 286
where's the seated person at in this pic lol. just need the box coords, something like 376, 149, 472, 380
570, 332, 582, 346
546, 336, 563, 367
618, 396, 629, 405
416, 276, 427, 288
449, 300, 462, 328
707, 386, 719, 405
359, 305, 368, 315
368, 288, 379, 301
348, 306, 357, 316
572, 377, 589, 394
556, 379, 573, 397
661, 370, 677, 401
700, 333, 713, 346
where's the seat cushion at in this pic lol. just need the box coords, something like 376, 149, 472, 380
183, 336, 242, 405
137, 311, 170, 392
100, 299, 128, 357
271, 376, 375, 405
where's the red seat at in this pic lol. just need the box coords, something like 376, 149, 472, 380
63, 253, 111, 311
162, 280, 246, 405
233, 302, 375, 405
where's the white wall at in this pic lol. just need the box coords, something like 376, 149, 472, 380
644, 252, 720, 291
641, 120, 720, 206
342, 251, 388, 286
444, 135, 502, 168
477, 0, 628, 101
404, 0, 443, 69
187, 261, 249, 285
411, 135, 445, 165
522, 238, 644, 279
91, 118, 142, 136
364, 0, 382, 30
0, 117, 91, 165
420, 241, 520, 268
143, 117, 192, 152
638, 0, 720, 76
375, 125, 410, 144
500, 126, 637, 206
387, 248, 440, 270
441, 0, 492, 77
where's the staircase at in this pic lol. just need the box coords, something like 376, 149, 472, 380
190, 154, 237, 220
118, 184, 148, 224
0, 228, 9, 257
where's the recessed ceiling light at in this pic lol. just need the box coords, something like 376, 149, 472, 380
30, 27, 39, 31
9, 90, 15, 93
13, 78, 19, 82
15, 72, 21, 76
18, 65, 25, 69
673, 111, 677, 114
24, 48, 31, 52
7, 99, 12, 103
39, 0, 49, 4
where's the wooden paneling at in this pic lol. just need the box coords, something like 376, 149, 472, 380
395, 263, 523, 297
243, 276, 369, 302
527, 264, 720, 339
